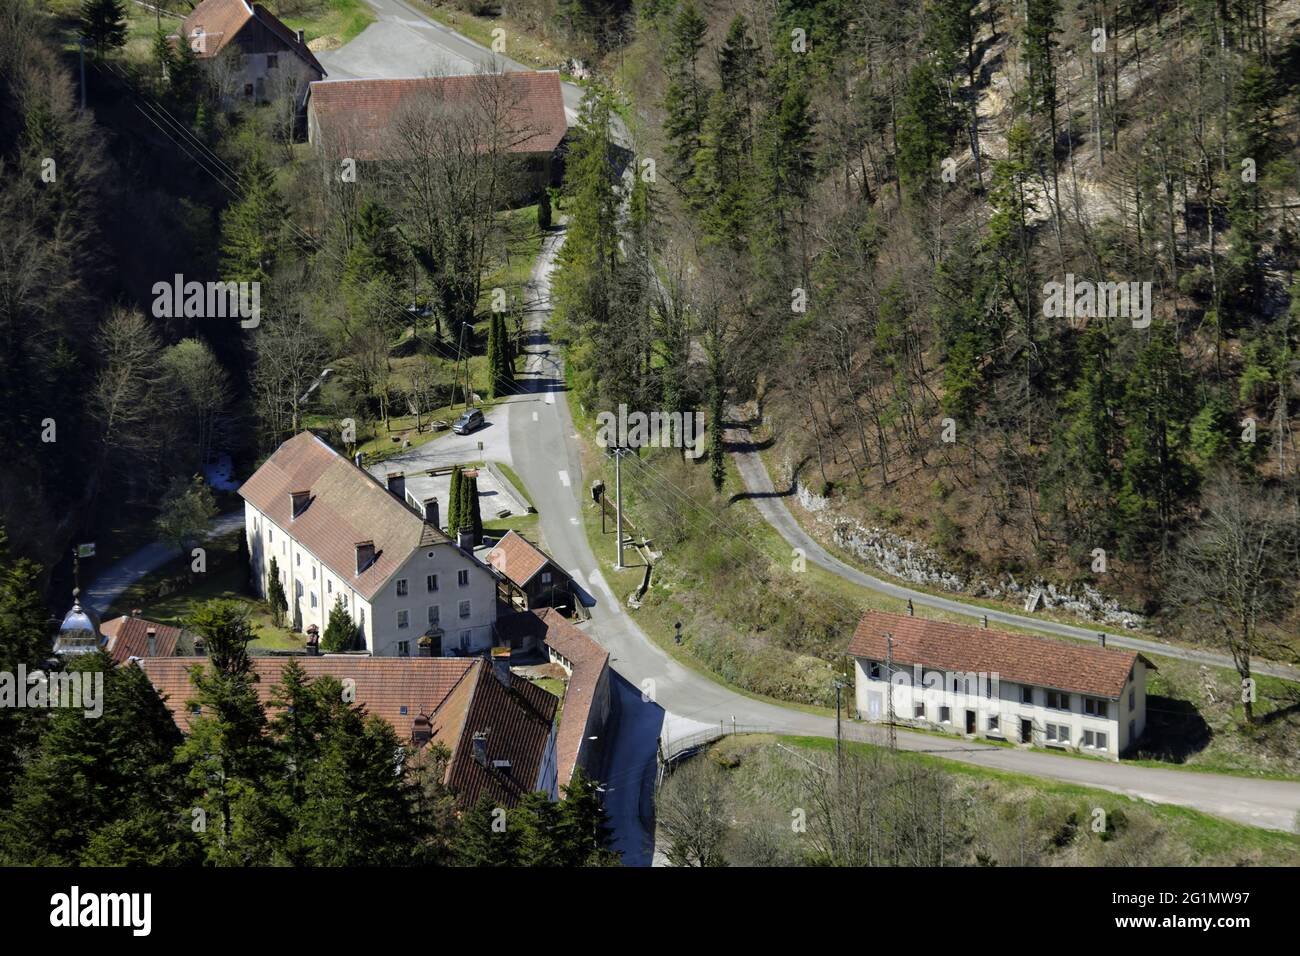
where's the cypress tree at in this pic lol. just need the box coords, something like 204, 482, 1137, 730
321, 595, 360, 652
465, 474, 483, 544
447, 465, 463, 535
267, 556, 288, 628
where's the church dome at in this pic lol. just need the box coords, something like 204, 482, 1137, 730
53, 588, 104, 657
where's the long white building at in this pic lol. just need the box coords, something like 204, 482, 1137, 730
849, 610, 1152, 760
240, 432, 499, 657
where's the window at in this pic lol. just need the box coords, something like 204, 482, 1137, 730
327, 580, 332, 594
914, 700, 925, 719
267, 54, 278, 68
1083, 730, 1108, 749
1046, 690, 1070, 711
459, 631, 471, 651
244, 83, 254, 97
541, 571, 552, 584
296, 553, 301, 567
397, 610, 409, 629
459, 600, 471, 619
867, 661, 882, 680
987, 714, 1000, 734
1084, 697, 1109, 718
1129, 688, 1135, 710
396, 579, 408, 597
310, 592, 317, 609
939, 706, 951, 724
457, 569, 469, 587
397, 641, 409, 657
1020, 686, 1033, 704
1046, 723, 1069, 745
427, 606, 440, 626
427, 574, 439, 592
268, 528, 273, 542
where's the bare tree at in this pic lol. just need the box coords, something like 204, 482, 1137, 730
1165, 471, 1300, 723
656, 759, 731, 867
251, 303, 329, 445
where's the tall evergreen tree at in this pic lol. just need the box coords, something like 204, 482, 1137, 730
79, 0, 127, 58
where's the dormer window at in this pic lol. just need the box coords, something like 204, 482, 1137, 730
290, 490, 310, 519
355, 541, 376, 575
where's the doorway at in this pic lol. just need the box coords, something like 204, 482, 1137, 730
965, 710, 976, 735
1020, 719, 1033, 744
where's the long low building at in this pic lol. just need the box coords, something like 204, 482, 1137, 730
849, 610, 1153, 760
140, 655, 559, 806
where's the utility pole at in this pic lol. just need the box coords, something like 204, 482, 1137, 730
885, 632, 896, 751
833, 678, 846, 782
613, 448, 626, 569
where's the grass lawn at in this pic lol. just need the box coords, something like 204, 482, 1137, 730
274, 0, 375, 47
411, 2, 576, 71
106, 533, 302, 653
780, 735, 1300, 861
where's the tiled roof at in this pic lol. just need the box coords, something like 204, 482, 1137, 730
179, 0, 325, 75
535, 609, 609, 788
139, 656, 475, 735
239, 432, 452, 601
139, 654, 557, 808
307, 71, 567, 162
848, 610, 1148, 699
101, 616, 182, 663
441, 661, 557, 807
486, 530, 558, 588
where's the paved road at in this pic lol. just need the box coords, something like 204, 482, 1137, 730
500, 228, 1300, 850
316, 0, 584, 121
730, 427, 1300, 683
82, 511, 245, 617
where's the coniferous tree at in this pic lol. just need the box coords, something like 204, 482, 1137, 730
321, 595, 360, 652
447, 465, 463, 536
661, 2, 710, 200
220, 154, 289, 285
454, 796, 519, 865
79, 0, 127, 58
267, 556, 288, 628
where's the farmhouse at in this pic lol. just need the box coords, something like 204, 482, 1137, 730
849, 609, 1152, 760
175, 0, 325, 109
486, 530, 575, 614
305, 71, 568, 196
140, 655, 559, 806
239, 432, 499, 658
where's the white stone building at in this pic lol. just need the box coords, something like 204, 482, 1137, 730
240, 432, 499, 658
849, 610, 1152, 760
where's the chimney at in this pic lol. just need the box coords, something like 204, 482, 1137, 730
296, 28, 305, 46
491, 646, 512, 687
131, 608, 142, 618
355, 541, 376, 575
423, 496, 439, 527
906, 599, 914, 617
457, 528, 475, 550
290, 489, 310, 519
193, 637, 206, 656
354, 452, 363, 468
386, 472, 406, 500
472, 731, 488, 767
412, 714, 431, 746
146, 627, 158, 657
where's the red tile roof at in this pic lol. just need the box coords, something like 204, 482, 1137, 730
101, 616, 182, 663
849, 610, 1148, 699
140, 656, 475, 735
440, 661, 558, 807
239, 432, 452, 601
179, 0, 325, 76
486, 530, 560, 588
138, 654, 557, 808
535, 609, 609, 788
307, 71, 567, 162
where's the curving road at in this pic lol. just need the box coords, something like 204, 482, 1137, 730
730, 430, 1300, 683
